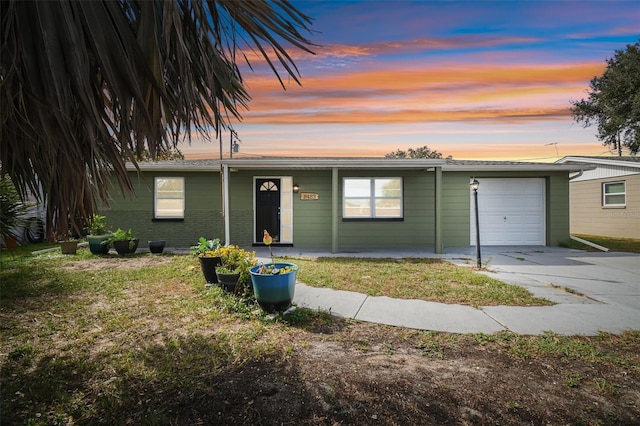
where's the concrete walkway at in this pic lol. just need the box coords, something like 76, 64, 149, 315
257, 246, 640, 336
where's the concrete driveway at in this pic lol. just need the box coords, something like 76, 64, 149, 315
448, 247, 640, 335
271, 246, 640, 336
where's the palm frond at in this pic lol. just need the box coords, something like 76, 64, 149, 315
0, 0, 315, 237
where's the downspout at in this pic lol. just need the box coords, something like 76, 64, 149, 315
223, 163, 230, 245
569, 170, 584, 180
566, 169, 609, 251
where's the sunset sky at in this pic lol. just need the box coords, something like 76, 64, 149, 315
183, 0, 640, 161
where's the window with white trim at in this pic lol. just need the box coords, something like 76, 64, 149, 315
603, 181, 625, 207
343, 177, 403, 219
155, 177, 185, 218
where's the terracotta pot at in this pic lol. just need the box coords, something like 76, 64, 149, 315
3, 235, 18, 249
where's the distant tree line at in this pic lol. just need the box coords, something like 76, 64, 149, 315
385, 146, 451, 159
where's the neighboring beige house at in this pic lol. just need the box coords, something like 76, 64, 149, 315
557, 156, 640, 239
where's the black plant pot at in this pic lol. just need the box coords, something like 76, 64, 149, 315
216, 271, 241, 293
199, 256, 221, 284
148, 240, 166, 254
113, 239, 139, 255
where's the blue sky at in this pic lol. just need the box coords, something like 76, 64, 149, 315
183, 0, 640, 161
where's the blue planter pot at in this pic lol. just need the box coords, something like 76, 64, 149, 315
249, 263, 298, 313
87, 235, 110, 255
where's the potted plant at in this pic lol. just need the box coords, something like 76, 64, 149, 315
148, 239, 166, 254
211, 245, 258, 293
106, 228, 138, 255
249, 230, 299, 312
85, 214, 111, 255
191, 237, 222, 284
214, 265, 241, 292
57, 231, 79, 255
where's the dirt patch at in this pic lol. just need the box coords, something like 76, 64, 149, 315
59, 255, 173, 272
211, 323, 640, 425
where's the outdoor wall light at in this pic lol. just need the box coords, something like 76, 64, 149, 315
470, 178, 481, 269
293, 184, 300, 193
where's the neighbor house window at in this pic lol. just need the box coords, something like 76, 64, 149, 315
155, 177, 185, 218
343, 177, 403, 219
602, 181, 626, 206
603, 181, 626, 207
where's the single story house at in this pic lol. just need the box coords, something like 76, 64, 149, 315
557, 156, 640, 240
100, 158, 589, 253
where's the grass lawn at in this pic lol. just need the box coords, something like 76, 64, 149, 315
567, 234, 640, 253
1, 246, 639, 425
292, 256, 552, 307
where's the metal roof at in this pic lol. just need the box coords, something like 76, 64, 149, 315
128, 157, 591, 172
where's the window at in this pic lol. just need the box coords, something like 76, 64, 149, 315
155, 177, 185, 218
603, 181, 626, 207
343, 177, 402, 219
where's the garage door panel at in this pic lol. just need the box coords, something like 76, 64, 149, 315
470, 178, 545, 246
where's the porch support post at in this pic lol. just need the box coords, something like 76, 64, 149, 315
331, 167, 338, 254
434, 166, 443, 254
223, 163, 230, 245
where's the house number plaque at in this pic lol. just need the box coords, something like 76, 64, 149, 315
300, 192, 319, 200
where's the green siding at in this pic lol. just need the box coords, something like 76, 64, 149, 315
227, 170, 335, 248
336, 170, 435, 249
440, 173, 472, 247
440, 171, 570, 248
100, 171, 222, 248
547, 174, 571, 246
102, 167, 571, 251
290, 170, 334, 248
227, 170, 256, 246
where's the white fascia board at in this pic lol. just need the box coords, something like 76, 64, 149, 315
126, 161, 221, 172
441, 164, 594, 172
220, 158, 446, 169
557, 156, 640, 170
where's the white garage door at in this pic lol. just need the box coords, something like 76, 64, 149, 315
470, 178, 545, 246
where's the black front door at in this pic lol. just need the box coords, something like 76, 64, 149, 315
255, 178, 280, 243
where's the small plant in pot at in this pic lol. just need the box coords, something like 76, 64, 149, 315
56, 230, 80, 255
191, 237, 222, 285
211, 245, 258, 293
105, 228, 139, 255
85, 214, 111, 255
